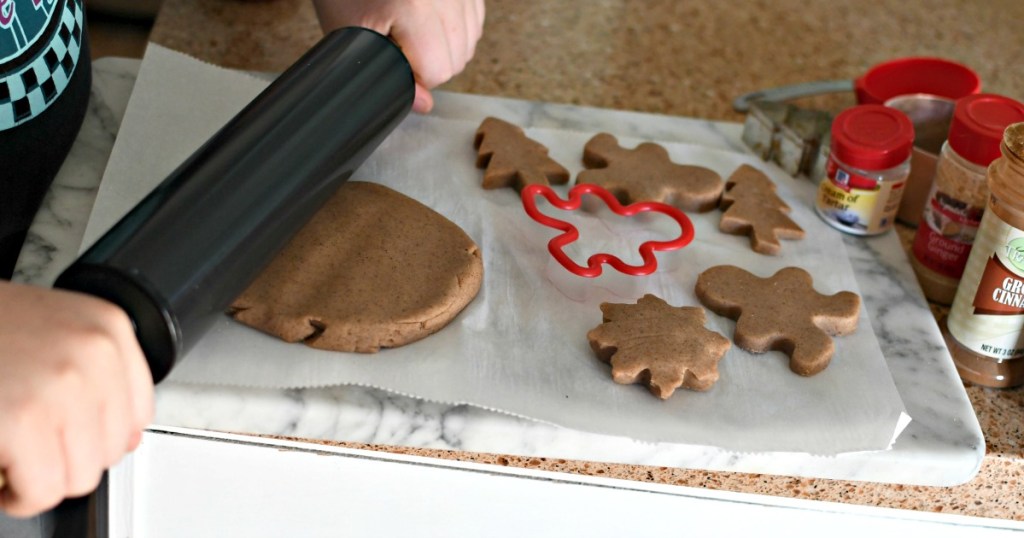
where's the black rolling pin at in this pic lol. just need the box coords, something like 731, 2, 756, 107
54, 27, 414, 383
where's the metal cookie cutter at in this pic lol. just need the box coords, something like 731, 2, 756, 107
521, 183, 695, 300
741, 100, 833, 180
735, 57, 979, 182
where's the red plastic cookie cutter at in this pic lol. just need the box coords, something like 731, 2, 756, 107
521, 183, 696, 277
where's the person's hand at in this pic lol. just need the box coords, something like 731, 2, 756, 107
0, 281, 153, 517
312, 0, 485, 113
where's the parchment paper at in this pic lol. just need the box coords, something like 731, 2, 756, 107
85, 44, 909, 454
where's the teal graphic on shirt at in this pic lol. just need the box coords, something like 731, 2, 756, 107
0, 0, 83, 131
0, 0, 57, 62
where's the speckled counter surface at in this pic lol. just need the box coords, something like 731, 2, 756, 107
147, 0, 1024, 521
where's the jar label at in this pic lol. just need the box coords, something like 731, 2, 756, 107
947, 209, 1024, 359
911, 189, 985, 279
815, 158, 904, 235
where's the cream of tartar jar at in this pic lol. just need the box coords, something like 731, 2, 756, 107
815, 105, 915, 236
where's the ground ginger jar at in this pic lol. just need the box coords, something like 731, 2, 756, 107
946, 122, 1024, 387
911, 94, 1024, 305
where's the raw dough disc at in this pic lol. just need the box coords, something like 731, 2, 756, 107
230, 181, 483, 352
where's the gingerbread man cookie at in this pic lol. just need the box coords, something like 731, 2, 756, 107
719, 164, 805, 255
577, 133, 723, 212
474, 117, 570, 192
587, 294, 731, 399
694, 265, 860, 376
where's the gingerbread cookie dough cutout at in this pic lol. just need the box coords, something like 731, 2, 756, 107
719, 164, 805, 255
587, 294, 731, 399
474, 117, 570, 192
230, 181, 483, 353
694, 265, 860, 376
577, 133, 723, 212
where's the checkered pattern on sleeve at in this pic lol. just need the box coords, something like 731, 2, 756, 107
0, 0, 84, 131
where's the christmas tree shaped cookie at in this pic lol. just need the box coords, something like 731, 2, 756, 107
719, 164, 804, 255
474, 117, 570, 192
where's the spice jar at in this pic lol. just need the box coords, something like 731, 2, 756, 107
911, 94, 1024, 305
815, 105, 914, 235
945, 123, 1024, 388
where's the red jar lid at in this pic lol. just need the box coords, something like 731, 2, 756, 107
948, 93, 1024, 166
830, 105, 914, 170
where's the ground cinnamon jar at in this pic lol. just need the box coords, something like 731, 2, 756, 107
945, 122, 1024, 387
911, 94, 1024, 305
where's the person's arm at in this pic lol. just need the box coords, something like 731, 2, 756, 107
311, 0, 485, 113
0, 281, 153, 517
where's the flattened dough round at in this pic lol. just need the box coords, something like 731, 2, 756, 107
230, 181, 483, 352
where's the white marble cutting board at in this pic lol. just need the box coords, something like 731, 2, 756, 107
14, 57, 984, 486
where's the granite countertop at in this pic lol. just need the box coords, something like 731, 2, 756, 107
146, 0, 1024, 521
